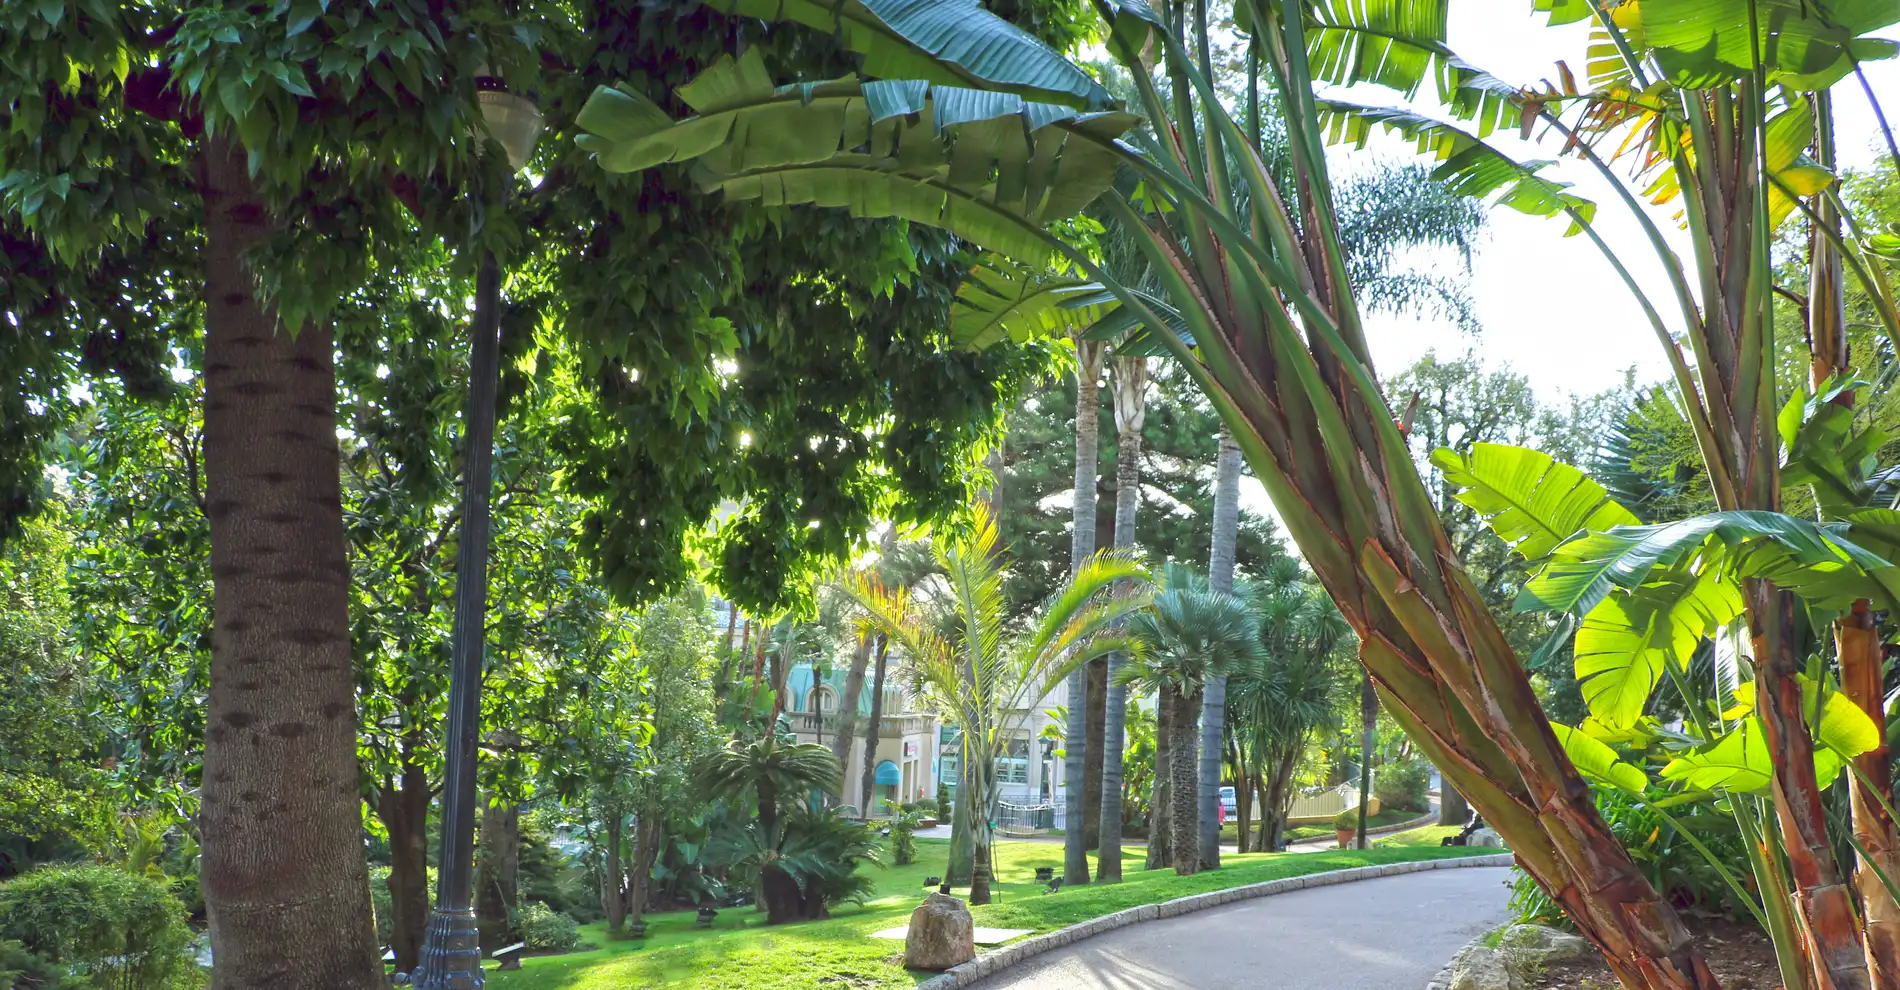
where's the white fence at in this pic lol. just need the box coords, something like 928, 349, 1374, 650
997, 801, 1056, 837
1286, 782, 1367, 823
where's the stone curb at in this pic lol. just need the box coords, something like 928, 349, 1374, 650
912, 853, 1515, 989
1425, 930, 1489, 990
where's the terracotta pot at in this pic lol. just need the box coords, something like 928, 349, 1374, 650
1336, 828, 1354, 848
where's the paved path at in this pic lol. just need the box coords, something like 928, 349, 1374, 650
962, 866, 1514, 990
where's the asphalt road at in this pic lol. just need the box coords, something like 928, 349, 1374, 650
962, 866, 1515, 990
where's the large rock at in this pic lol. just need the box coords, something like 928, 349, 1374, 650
1469, 827, 1505, 848
904, 892, 975, 971
1496, 924, 1591, 963
1447, 945, 1517, 990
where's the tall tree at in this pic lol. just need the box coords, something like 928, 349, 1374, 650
1198, 427, 1242, 867
1097, 355, 1148, 882
1063, 338, 1106, 885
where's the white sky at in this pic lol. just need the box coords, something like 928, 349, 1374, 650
1341, 10, 1900, 403
1227, 11, 1900, 524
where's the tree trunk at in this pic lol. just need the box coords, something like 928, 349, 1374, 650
1172, 687, 1202, 875
968, 766, 993, 905
1145, 686, 1172, 871
628, 812, 661, 928
377, 757, 430, 976
195, 137, 381, 990
858, 636, 889, 815
1199, 427, 1241, 868
1064, 340, 1105, 886
1231, 737, 1251, 854
1439, 782, 1469, 827
476, 797, 519, 951
1840, 602, 1900, 984
1083, 658, 1106, 850
1354, 673, 1377, 849
831, 629, 874, 803
602, 811, 626, 932
478, 794, 524, 950
1097, 356, 1146, 884
1263, 748, 1300, 852
947, 757, 975, 886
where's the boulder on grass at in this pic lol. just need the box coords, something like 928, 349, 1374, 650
904, 891, 975, 971
1496, 924, 1591, 963
1469, 827, 1505, 848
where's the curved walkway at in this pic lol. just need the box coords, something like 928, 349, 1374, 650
963, 866, 1514, 990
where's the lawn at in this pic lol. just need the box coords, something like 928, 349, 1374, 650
485, 837, 1497, 990
1220, 807, 1429, 845
1375, 825, 1465, 848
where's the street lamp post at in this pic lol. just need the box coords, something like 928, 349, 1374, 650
410, 73, 543, 990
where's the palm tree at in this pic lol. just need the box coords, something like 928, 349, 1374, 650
1063, 337, 1107, 886
844, 505, 1147, 904
1122, 571, 1265, 874
1228, 566, 1351, 852
1197, 426, 1243, 868
1096, 355, 1148, 883
698, 734, 842, 844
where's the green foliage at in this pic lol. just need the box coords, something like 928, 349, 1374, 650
935, 782, 951, 822
0, 864, 195, 988
1430, 443, 1638, 561
0, 939, 83, 990
516, 902, 584, 952
882, 802, 925, 866
1331, 809, 1360, 832
1121, 567, 1266, 695
1372, 760, 1431, 814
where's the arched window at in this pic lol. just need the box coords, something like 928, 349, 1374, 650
810, 686, 836, 715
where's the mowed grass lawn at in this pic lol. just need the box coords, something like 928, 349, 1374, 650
485, 837, 1497, 990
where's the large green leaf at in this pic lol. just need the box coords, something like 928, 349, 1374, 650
1317, 101, 1597, 235
1573, 570, 1743, 728
949, 260, 1105, 349
1550, 722, 1648, 795
703, 0, 1115, 109
1518, 510, 1891, 615
1661, 718, 1775, 793
575, 57, 1140, 263
1432, 442, 1638, 560
1303, 0, 1451, 98
1636, 0, 1900, 89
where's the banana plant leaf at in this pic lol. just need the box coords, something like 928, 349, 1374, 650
1432, 442, 1638, 560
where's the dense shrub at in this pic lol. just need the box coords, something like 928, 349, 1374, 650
883, 803, 925, 866
0, 939, 83, 990
1373, 760, 1431, 813
515, 902, 581, 952
0, 863, 195, 988
1331, 809, 1360, 832
935, 783, 951, 821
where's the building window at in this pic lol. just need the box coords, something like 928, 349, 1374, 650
809, 686, 835, 715
995, 736, 1030, 785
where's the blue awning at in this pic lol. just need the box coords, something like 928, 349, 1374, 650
874, 760, 902, 785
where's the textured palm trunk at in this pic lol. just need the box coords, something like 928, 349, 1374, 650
1064, 340, 1104, 885
1146, 686, 1172, 870
968, 762, 995, 905
1199, 427, 1241, 868
1171, 687, 1201, 875
830, 630, 874, 801
1839, 603, 1900, 984
1097, 356, 1146, 883
946, 763, 975, 886
859, 635, 889, 815
378, 756, 430, 976
1083, 658, 1106, 850
476, 797, 519, 950
195, 138, 382, 990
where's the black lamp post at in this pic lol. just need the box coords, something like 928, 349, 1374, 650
410, 72, 543, 990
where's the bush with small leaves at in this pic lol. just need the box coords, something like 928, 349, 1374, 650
0, 863, 195, 988
514, 902, 581, 952
1374, 760, 1432, 813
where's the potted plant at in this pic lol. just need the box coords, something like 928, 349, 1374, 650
1333, 809, 1360, 849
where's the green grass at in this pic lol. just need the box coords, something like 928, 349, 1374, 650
485, 837, 1497, 990
1220, 808, 1428, 845
1374, 825, 1464, 848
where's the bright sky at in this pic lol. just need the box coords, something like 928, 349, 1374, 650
1341, 10, 1900, 404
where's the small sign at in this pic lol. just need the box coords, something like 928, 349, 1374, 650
904, 740, 918, 757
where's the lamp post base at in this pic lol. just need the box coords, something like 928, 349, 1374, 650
411, 907, 484, 989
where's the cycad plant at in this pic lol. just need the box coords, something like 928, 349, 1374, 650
698, 734, 843, 846
842, 506, 1148, 903
570, 0, 1811, 980
1121, 567, 1265, 874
